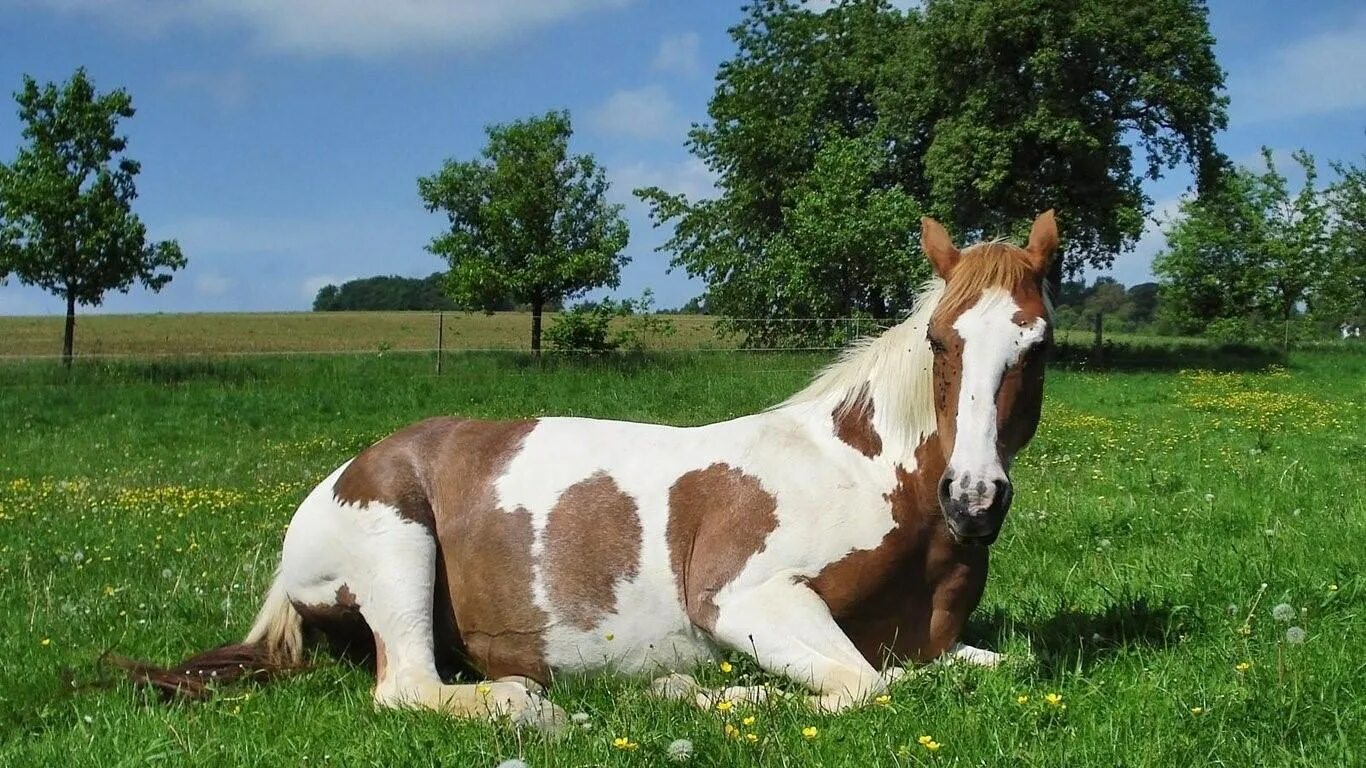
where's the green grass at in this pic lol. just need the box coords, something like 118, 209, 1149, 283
1, 350, 1362, 766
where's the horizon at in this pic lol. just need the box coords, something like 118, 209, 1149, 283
0, 0, 1363, 317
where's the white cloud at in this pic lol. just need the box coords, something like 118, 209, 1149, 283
1229, 12, 1366, 124
612, 157, 717, 206
588, 85, 682, 141
11, 0, 633, 58
193, 272, 234, 297
164, 70, 249, 113
652, 32, 700, 77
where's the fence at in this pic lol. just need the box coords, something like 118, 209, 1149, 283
0, 310, 1356, 364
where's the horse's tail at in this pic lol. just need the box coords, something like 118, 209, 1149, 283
112, 570, 305, 701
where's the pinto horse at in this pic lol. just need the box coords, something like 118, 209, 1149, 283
135, 212, 1057, 730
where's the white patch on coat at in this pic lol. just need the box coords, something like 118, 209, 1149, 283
948, 288, 1048, 482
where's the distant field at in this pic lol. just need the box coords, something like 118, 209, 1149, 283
0, 311, 735, 357
0, 310, 1215, 358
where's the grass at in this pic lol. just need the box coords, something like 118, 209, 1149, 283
0, 349, 1362, 766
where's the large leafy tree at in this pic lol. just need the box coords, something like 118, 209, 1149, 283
0, 68, 185, 365
1153, 149, 1332, 338
418, 110, 629, 356
639, 0, 1226, 343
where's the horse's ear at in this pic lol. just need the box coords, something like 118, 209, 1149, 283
921, 217, 959, 280
1025, 210, 1058, 275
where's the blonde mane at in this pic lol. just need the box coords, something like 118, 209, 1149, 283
779, 279, 943, 458
779, 241, 1047, 459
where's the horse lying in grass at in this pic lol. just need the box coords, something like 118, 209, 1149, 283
133, 212, 1058, 731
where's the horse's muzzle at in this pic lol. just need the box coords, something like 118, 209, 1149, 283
938, 469, 1011, 545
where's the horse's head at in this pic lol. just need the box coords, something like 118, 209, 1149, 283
920, 211, 1057, 545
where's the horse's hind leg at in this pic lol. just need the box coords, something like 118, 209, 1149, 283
350, 508, 565, 733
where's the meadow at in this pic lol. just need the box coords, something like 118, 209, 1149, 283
0, 346, 1362, 767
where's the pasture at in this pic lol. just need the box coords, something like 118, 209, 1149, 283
0, 348, 1362, 766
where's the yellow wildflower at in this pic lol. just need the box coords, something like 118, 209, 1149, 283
476, 683, 492, 696
719, 661, 733, 674
918, 735, 934, 745
745, 733, 759, 744
715, 699, 733, 712
1190, 706, 1204, 715
1235, 662, 1251, 673
1016, 694, 1029, 704
802, 726, 818, 740
724, 724, 739, 739
924, 740, 942, 752
742, 715, 756, 726
41, 638, 51, 646
874, 694, 891, 706
612, 736, 638, 751
1044, 692, 1063, 707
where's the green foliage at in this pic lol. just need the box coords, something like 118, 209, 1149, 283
1051, 278, 1163, 334
1321, 156, 1366, 329
0, 68, 184, 362
639, 0, 1227, 342
418, 110, 629, 353
544, 291, 676, 353
312, 273, 458, 311
1154, 149, 1334, 338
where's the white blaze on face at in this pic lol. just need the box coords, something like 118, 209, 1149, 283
949, 288, 1049, 488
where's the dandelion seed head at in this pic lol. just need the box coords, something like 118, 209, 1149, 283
1285, 626, 1307, 644
495, 760, 530, 768
666, 738, 694, 761
1272, 603, 1296, 622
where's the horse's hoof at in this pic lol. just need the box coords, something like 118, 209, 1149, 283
650, 673, 701, 701
509, 692, 569, 737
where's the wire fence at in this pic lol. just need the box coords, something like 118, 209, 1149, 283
0, 310, 1356, 363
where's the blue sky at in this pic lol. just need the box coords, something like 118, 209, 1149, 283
0, 0, 1362, 316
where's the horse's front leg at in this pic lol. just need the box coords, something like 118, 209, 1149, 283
708, 576, 900, 713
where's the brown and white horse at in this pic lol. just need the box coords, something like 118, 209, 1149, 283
136, 212, 1058, 731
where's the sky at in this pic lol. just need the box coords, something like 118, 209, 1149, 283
0, 0, 1363, 316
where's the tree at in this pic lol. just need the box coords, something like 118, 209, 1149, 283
639, 0, 1227, 340
418, 111, 629, 356
1154, 149, 1331, 340
312, 273, 458, 311
0, 68, 184, 365
1322, 155, 1366, 330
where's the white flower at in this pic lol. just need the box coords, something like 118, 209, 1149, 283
667, 738, 695, 761
1271, 603, 1296, 622
1285, 626, 1307, 644
495, 760, 530, 768
161, 568, 174, 579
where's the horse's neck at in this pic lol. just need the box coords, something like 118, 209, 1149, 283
776, 312, 939, 468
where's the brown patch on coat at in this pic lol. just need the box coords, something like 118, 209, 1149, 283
328, 417, 551, 683
666, 463, 779, 632
832, 383, 883, 458
335, 583, 359, 608
332, 419, 458, 536
543, 472, 642, 631
422, 419, 551, 683
808, 435, 988, 665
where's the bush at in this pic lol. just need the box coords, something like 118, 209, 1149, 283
544, 291, 676, 354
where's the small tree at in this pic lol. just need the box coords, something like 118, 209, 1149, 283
0, 68, 184, 365
1322, 156, 1366, 331
1154, 149, 1331, 341
419, 110, 629, 357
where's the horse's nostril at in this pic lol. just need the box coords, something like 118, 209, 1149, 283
938, 475, 953, 499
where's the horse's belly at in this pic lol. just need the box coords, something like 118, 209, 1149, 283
540, 568, 720, 676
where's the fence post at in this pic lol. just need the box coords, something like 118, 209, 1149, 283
436, 311, 444, 375
1092, 311, 1104, 368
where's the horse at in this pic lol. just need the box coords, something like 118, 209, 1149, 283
130, 211, 1058, 732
